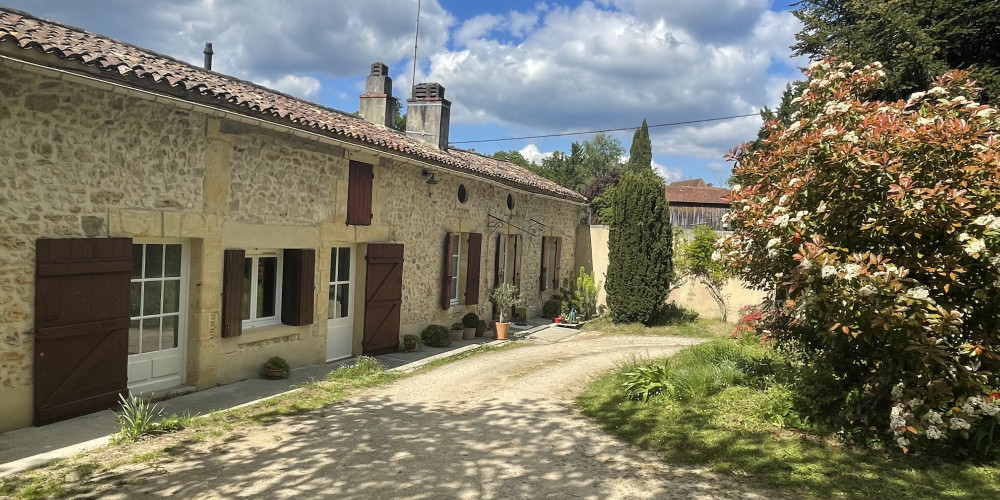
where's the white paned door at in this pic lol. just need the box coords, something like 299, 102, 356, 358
326, 246, 355, 361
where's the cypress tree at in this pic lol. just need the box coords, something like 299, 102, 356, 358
605, 169, 673, 324
626, 118, 652, 172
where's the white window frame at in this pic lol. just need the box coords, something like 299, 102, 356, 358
243, 249, 283, 329
329, 247, 352, 320
450, 234, 461, 305
543, 236, 558, 291
129, 241, 188, 355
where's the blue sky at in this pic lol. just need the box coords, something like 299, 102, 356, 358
5, 0, 808, 184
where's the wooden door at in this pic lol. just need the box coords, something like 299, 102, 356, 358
362, 244, 403, 355
35, 238, 131, 425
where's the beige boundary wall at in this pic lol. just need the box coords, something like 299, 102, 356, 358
575, 225, 765, 322
0, 63, 581, 431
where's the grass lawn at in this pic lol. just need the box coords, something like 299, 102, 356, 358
583, 316, 731, 339
576, 337, 1000, 499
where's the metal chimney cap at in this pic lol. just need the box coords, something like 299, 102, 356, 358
203, 42, 214, 55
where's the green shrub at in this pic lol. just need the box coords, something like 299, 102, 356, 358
605, 169, 673, 325
450, 322, 464, 330
723, 58, 1000, 454
461, 312, 479, 328
622, 361, 672, 402
111, 394, 189, 443
420, 324, 451, 347
647, 302, 699, 326
542, 299, 562, 319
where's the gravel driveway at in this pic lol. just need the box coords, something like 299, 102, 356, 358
78, 332, 783, 499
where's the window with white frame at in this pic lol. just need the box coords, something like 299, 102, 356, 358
543, 237, 558, 290
450, 234, 461, 304
329, 247, 352, 319
129, 243, 183, 354
242, 250, 282, 328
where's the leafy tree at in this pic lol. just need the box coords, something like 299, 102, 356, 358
793, 0, 1000, 102
626, 118, 652, 172
723, 58, 1000, 454
581, 133, 625, 180
605, 169, 673, 324
581, 170, 622, 224
674, 225, 733, 321
491, 150, 532, 169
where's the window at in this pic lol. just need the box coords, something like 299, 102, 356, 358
450, 234, 461, 305
242, 251, 282, 328
222, 248, 315, 337
457, 184, 468, 204
495, 233, 522, 287
441, 232, 483, 309
540, 237, 559, 291
329, 247, 351, 319
129, 243, 183, 355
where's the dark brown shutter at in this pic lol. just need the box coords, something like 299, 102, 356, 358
539, 237, 548, 291
34, 237, 131, 425
513, 234, 523, 289
281, 249, 316, 326
493, 233, 501, 285
440, 232, 454, 310
465, 233, 482, 305
221, 249, 245, 338
347, 160, 373, 226
552, 237, 562, 290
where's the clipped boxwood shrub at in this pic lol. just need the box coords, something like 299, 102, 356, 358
542, 299, 562, 319
420, 324, 451, 347
461, 312, 479, 328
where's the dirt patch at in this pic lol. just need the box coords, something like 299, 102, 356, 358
52, 335, 787, 499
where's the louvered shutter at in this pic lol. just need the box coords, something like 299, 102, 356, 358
539, 237, 548, 291
347, 161, 373, 226
465, 233, 482, 305
440, 232, 454, 310
221, 249, 245, 338
281, 249, 315, 326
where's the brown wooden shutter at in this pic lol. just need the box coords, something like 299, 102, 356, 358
493, 233, 501, 285
281, 249, 315, 326
347, 160, 373, 226
539, 237, 548, 291
465, 233, 482, 305
34, 237, 131, 425
514, 234, 523, 290
552, 237, 562, 290
440, 232, 454, 310
221, 249, 245, 338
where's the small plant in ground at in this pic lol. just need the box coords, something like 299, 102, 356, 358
420, 324, 451, 347
674, 225, 733, 321
111, 394, 188, 444
622, 361, 672, 402
573, 267, 600, 320
647, 302, 699, 326
327, 355, 386, 381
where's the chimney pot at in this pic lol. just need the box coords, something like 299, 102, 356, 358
406, 82, 451, 150
370, 62, 389, 77
203, 42, 214, 71
358, 62, 396, 128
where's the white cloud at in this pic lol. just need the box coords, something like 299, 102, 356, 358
519, 144, 553, 164
652, 160, 683, 183
455, 14, 503, 47
416, 1, 801, 159
257, 75, 321, 101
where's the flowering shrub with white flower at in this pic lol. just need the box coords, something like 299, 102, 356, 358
722, 58, 1000, 455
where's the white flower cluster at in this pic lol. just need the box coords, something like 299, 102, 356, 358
964, 238, 986, 256
842, 263, 861, 280
950, 417, 971, 430
821, 265, 837, 278
858, 284, 876, 297
973, 214, 1000, 231
907, 287, 930, 300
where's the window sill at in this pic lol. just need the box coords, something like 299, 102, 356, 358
224, 323, 307, 346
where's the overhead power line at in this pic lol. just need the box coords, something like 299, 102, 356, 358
449, 113, 760, 145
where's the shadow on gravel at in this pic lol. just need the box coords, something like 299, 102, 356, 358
79, 398, 777, 499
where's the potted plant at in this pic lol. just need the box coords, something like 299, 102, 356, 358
402, 334, 420, 352
420, 324, 451, 347
450, 322, 465, 342
262, 356, 290, 380
476, 319, 487, 337
490, 282, 522, 340
461, 313, 479, 340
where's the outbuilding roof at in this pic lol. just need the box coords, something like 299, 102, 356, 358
664, 179, 731, 205
0, 7, 585, 203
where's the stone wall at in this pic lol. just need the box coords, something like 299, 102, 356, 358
0, 67, 207, 430
0, 64, 583, 432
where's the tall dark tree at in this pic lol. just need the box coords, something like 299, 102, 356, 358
793, 0, 1000, 102
626, 119, 652, 172
605, 169, 673, 324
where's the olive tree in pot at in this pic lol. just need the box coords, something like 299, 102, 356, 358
490, 282, 522, 340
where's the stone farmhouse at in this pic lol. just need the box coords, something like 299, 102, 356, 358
0, 8, 585, 431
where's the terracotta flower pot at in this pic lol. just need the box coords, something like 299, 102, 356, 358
463, 327, 476, 340
475, 322, 486, 337
495, 322, 510, 340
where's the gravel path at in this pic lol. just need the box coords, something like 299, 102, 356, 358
77, 333, 784, 499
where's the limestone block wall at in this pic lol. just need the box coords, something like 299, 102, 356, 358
0, 68, 207, 430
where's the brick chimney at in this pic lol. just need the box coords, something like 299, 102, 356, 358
406, 82, 451, 150
358, 62, 396, 128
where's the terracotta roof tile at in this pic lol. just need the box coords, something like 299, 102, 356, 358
0, 7, 585, 203
665, 179, 731, 205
